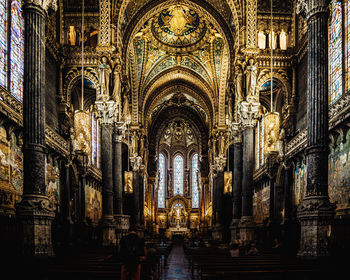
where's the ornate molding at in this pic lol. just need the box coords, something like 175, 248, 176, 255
45, 126, 69, 156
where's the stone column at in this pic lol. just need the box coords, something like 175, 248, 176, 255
238, 101, 259, 242
131, 156, 145, 236
212, 170, 224, 240
230, 133, 243, 243
113, 122, 129, 241
16, 0, 57, 257
96, 100, 117, 246
63, 161, 73, 246
296, 0, 335, 258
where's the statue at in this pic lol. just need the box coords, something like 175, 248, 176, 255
235, 66, 243, 102
98, 56, 112, 98
68, 26, 76, 46
112, 64, 122, 106
122, 93, 131, 123
245, 58, 258, 100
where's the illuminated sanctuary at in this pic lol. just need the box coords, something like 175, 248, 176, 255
0, 0, 349, 278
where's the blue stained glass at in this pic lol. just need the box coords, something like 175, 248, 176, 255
10, 0, 24, 101
329, 0, 343, 105
158, 154, 166, 208
192, 154, 199, 208
0, 0, 7, 88
174, 155, 183, 195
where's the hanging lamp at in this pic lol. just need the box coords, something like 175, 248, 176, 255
73, 0, 91, 155
264, 0, 280, 156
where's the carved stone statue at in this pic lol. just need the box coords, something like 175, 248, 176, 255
98, 56, 112, 98
235, 66, 243, 102
245, 58, 258, 100
112, 64, 122, 105
122, 93, 131, 123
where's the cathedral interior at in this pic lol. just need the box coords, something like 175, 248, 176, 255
0, 0, 350, 279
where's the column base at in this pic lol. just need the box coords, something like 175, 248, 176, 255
114, 214, 130, 243
297, 196, 335, 259
212, 224, 223, 241
239, 216, 255, 242
230, 219, 241, 244
101, 216, 116, 247
16, 194, 55, 257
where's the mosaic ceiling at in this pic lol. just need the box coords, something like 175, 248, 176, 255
151, 5, 207, 47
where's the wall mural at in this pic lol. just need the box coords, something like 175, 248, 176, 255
46, 160, 60, 211
85, 181, 102, 225
329, 130, 350, 211
0, 126, 22, 214
253, 185, 270, 224
293, 159, 307, 206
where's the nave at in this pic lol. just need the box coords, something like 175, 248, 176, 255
3, 236, 346, 280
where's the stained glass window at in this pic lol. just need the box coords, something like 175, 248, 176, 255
174, 155, 183, 195
192, 154, 199, 208
0, 0, 7, 88
346, 1, 350, 92
158, 153, 166, 208
329, 0, 343, 105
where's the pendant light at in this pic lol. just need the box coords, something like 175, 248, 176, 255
264, 0, 280, 156
73, 0, 91, 155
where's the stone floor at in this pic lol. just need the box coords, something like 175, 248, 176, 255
162, 240, 192, 280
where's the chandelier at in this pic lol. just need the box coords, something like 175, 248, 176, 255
73, 0, 91, 155
264, 0, 280, 156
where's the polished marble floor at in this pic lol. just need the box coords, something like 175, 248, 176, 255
162, 241, 192, 280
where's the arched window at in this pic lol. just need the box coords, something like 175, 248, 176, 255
158, 153, 166, 208
0, 0, 24, 101
280, 30, 287, 50
173, 155, 184, 195
258, 31, 266, 49
329, 0, 343, 104
192, 153, 199, 208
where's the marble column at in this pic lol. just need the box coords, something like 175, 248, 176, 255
113, 123, 129, 241
296, 0, 335, 258
63, 161, 73, 246
230, 136, 242, 243
96, 100, 117, 246
16, 0, 57, 257
238, 101, 259, 242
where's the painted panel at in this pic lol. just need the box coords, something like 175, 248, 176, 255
46, 160, 60, 211
293, 160, 307, 206
253, 185, 270, 224
85, 183, 102, 225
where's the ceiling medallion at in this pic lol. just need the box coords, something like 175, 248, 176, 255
151, 5, 207, 50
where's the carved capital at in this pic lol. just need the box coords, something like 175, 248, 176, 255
238, 101, 260, 128
113, 122, 126, 142
213, 156, 226, 172
296, 0, 330, 21
229, 122, 243, 143
22, 0, 57, 13
96, 100, 118, 125
130, 156, 145, 172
